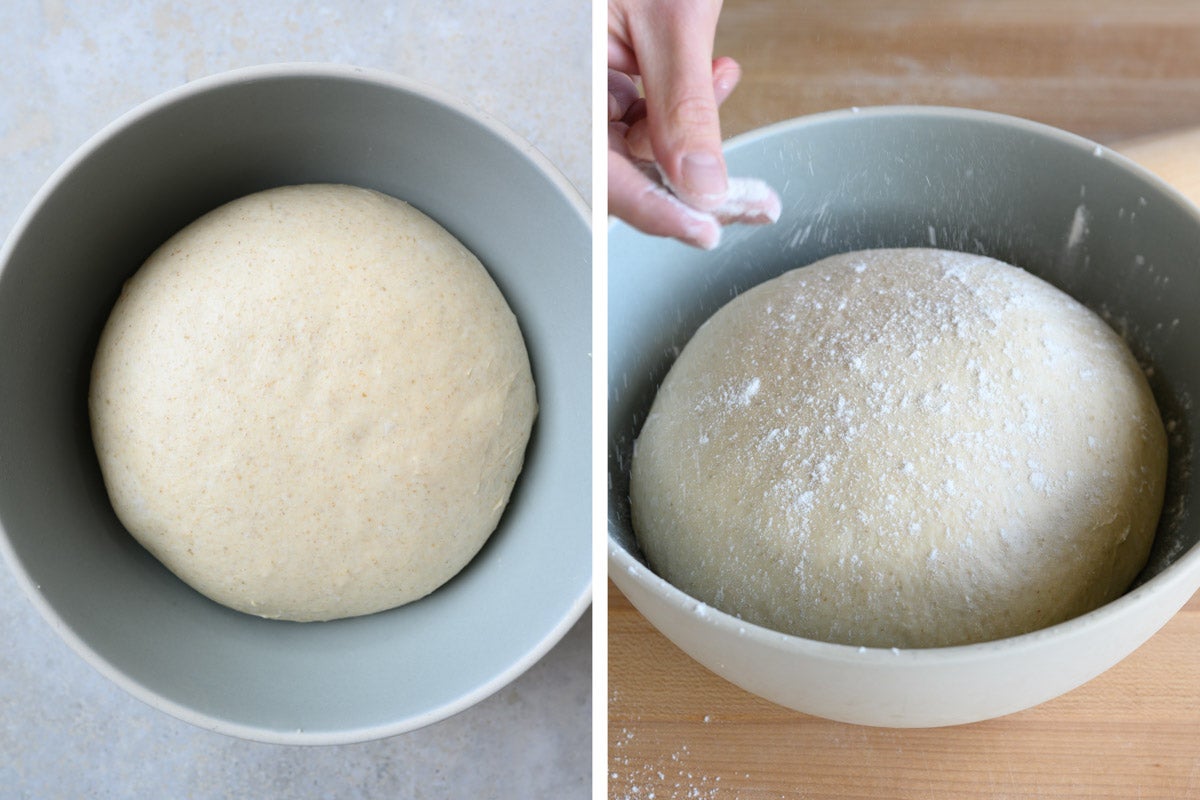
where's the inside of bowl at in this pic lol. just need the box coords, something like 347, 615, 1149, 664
609, 108, 1198, 590
0, 67, 590, 741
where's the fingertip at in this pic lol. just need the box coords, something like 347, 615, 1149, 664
713, 55, 741, 73
608, 70, 641, 121
711, 177, 783, 226
687, 222, 722, 251
741, 184, 782, 225
712, 57, 742, 104
609, 155, 723, 250
674, 207, 723, 250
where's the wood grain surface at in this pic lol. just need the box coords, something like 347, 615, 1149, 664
610, 584, 1200, 800
609, 2, 1200, 798
713, 0, 1200, 143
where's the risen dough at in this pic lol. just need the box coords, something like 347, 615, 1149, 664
631, 248, 1166, 648
90, 184, 536, 622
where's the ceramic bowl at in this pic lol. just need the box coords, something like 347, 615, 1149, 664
0, 63, 591, 744
608, 106, 1199, 727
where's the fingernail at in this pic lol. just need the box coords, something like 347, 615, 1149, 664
682, 217, 722, 250
681, 152, 728, 202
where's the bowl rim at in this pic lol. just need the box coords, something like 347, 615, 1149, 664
608, 103, 1200, 666
0, 61, 592, 745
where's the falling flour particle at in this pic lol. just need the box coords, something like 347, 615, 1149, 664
1066, 204, 1089, 251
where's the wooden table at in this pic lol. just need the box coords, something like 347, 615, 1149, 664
610, 582, 1200, 799
713, 0, 1200, 143
609, 3, 1200, 797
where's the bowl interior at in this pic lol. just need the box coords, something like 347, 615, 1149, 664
0, 65, 591, 743
610, 107, 1198, 603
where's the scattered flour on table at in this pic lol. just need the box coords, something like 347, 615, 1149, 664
611, 721, 764, 800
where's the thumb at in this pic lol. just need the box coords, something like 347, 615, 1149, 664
632, 1, 727, 211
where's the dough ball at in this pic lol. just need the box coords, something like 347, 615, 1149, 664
630, 248, 1166, 648
90, 184, 536, 622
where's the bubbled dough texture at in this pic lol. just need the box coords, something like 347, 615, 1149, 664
90, 184, 536, 622
631, 248, 1167, 648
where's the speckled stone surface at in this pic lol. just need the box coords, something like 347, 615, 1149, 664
0, 2, 591, 797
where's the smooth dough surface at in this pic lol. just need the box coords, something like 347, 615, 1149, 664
631, 248, 1167, 648
91, 184, 536, 622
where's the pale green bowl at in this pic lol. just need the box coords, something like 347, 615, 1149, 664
609, 107, 1200, 727
0, 63, 591, 744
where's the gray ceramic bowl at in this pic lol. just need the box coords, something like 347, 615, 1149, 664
0, 63, 591, 744
609, 106, 1200, 727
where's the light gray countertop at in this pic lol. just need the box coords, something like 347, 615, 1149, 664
0, 2, 591, 797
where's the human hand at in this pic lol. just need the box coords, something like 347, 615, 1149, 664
609, 0, 780, 249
